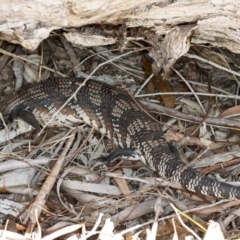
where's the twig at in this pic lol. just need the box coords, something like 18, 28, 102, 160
39, 47, 149, 135
140, 100, 240, 129
94, 160, 125, 184
91, 47, 145, 78
116, 199, 238, 237
137, 91, 240, 100
63, 126, 95, 167
134, 73, 154, 97
25, 130, 77, 232
172, 67, 205, 114
41, 224, 83, 240
203, 51, 240, 104
60, 37, 81, 76
70, 47, 147, 79
0, 47, 66, 77
148, 199, 163, 240
170, 203, 201, 240
0, 158, 51, 173
184, 53, 240, 78
178, 79, 235, 95
57, 127, 95, 215
84, 213, 103, 239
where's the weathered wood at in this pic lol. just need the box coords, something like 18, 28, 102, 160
0, 0, 239, 52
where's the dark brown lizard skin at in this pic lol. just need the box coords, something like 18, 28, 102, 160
1, 78, 240, 199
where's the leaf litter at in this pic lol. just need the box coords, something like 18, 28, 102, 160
0, 28, 240, 239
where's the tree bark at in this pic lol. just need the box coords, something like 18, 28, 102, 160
0, 0, 239, 53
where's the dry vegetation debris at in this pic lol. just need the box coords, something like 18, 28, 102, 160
0, 27, 240, 240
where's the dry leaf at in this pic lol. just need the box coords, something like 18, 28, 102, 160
113, 169, 130, 196
0, 230, 26, 240
0, 119, 33, 144
0, 168, 36, 194
194, 150, 240, 168
149, 24, 197, 73
180, 98, 204, 115
157, 218, 189, 239
99, 218, 123, 240
0, 199, 25, 217
219, 105, 240, 118
192, 46, 230, 68
19, 54, 50, 83
41, 224, 83, 240
152, 74, 175, 108
111, 200, 155, 223
16, 223, 26, 231
61, 179, 122, 195
12, 59, 24, 91
142, 55, 175, 107
203, 221, 224, 240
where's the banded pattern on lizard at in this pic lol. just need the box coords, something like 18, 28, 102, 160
1, 78, 240, 199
